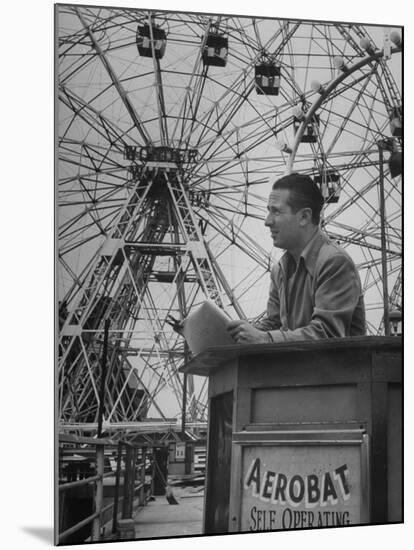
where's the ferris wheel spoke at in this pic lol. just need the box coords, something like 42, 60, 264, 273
326, 176, 401, 250
200, 209, 270, 269
329, 218, 401, 255
60, 180, 117, 228
59, 47, 98, 87
58, 206, 119, 254
173, 67, 209, 149
59, 88, 138, 155
323, 74, 378, 158
323, 174, 378, 226
75, 8, 152, 146
59, 199, 123, 244
363, 262, 400, 298
148, 33, 169, 145
360, 248, 384, 301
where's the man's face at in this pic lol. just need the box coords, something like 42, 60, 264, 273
265, 189, 302, 250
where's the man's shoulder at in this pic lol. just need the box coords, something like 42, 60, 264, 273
316, 237, 356, 269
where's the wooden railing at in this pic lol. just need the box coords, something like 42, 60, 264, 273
58, 433, 153, 544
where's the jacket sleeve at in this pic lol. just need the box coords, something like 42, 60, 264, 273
254, 265, 283, 331
268, 253, 362, 342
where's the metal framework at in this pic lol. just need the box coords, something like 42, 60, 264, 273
57, 6, 402, 430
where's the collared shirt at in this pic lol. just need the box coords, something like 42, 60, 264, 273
255, 230, 366, 342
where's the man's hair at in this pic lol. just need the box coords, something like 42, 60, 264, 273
272, 172, 324, 225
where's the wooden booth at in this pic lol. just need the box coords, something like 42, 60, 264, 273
180, 337, 402, 534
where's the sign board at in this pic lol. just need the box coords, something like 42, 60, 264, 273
239, 438, 368, 531
175, 442, 186, 461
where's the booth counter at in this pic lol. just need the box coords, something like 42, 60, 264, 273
180, 336, 402, 534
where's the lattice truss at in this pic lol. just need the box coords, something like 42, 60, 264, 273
57, 5, 402, 426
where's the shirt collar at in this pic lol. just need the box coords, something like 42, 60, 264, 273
280, 229, 328, 277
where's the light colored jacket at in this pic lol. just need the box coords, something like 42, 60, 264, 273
255, 230, 366, 342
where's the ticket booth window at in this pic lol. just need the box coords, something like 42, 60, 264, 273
175, 442, 186, 461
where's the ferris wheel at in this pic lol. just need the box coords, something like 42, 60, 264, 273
56, 5, 402, 429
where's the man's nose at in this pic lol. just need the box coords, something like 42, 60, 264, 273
264, 214, 272, 226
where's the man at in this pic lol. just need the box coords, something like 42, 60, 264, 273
227, 172, 366, 343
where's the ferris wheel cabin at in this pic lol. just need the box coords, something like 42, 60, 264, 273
389, 106, 402, 137
314, 170, 341, 203
293, 113, 320, 143
136, 24, 167, 59
202, 32, 229, 67
254, 62, 281, 95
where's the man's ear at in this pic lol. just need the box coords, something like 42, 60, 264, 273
299, 207, 313, 226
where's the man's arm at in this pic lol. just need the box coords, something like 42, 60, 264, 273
227, 319, 272, 343
253, 265, 282, 331
268, 253, 363, 342
227, 265, 282, 344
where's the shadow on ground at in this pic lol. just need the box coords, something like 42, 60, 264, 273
21, 527, 54, 544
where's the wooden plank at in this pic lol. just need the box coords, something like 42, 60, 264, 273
59, 433, 117, 446
204, 392, 233, 534
208, 361, 237, 398
387, 383, 403, 522
228, 442, 242, 533
372, 352, 402, 382
370, 381, 389, 523
180, 336, 401, 376
92, 445, 104, 541
239, 349, 371, 388
356, 382, 372, 431
242, 421, 364, 432
250, 384, 359, 424
122, 446, 133, 519
202, 391, 212, 534
234, 387, 252, 430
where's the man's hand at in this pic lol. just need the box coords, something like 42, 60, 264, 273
227, 320, 271, 344
166, 315, 185, 335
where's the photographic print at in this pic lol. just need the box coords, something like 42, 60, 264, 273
55, 2, 402, 544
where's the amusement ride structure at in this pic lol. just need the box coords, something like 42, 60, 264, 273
56, 6, 402, 435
